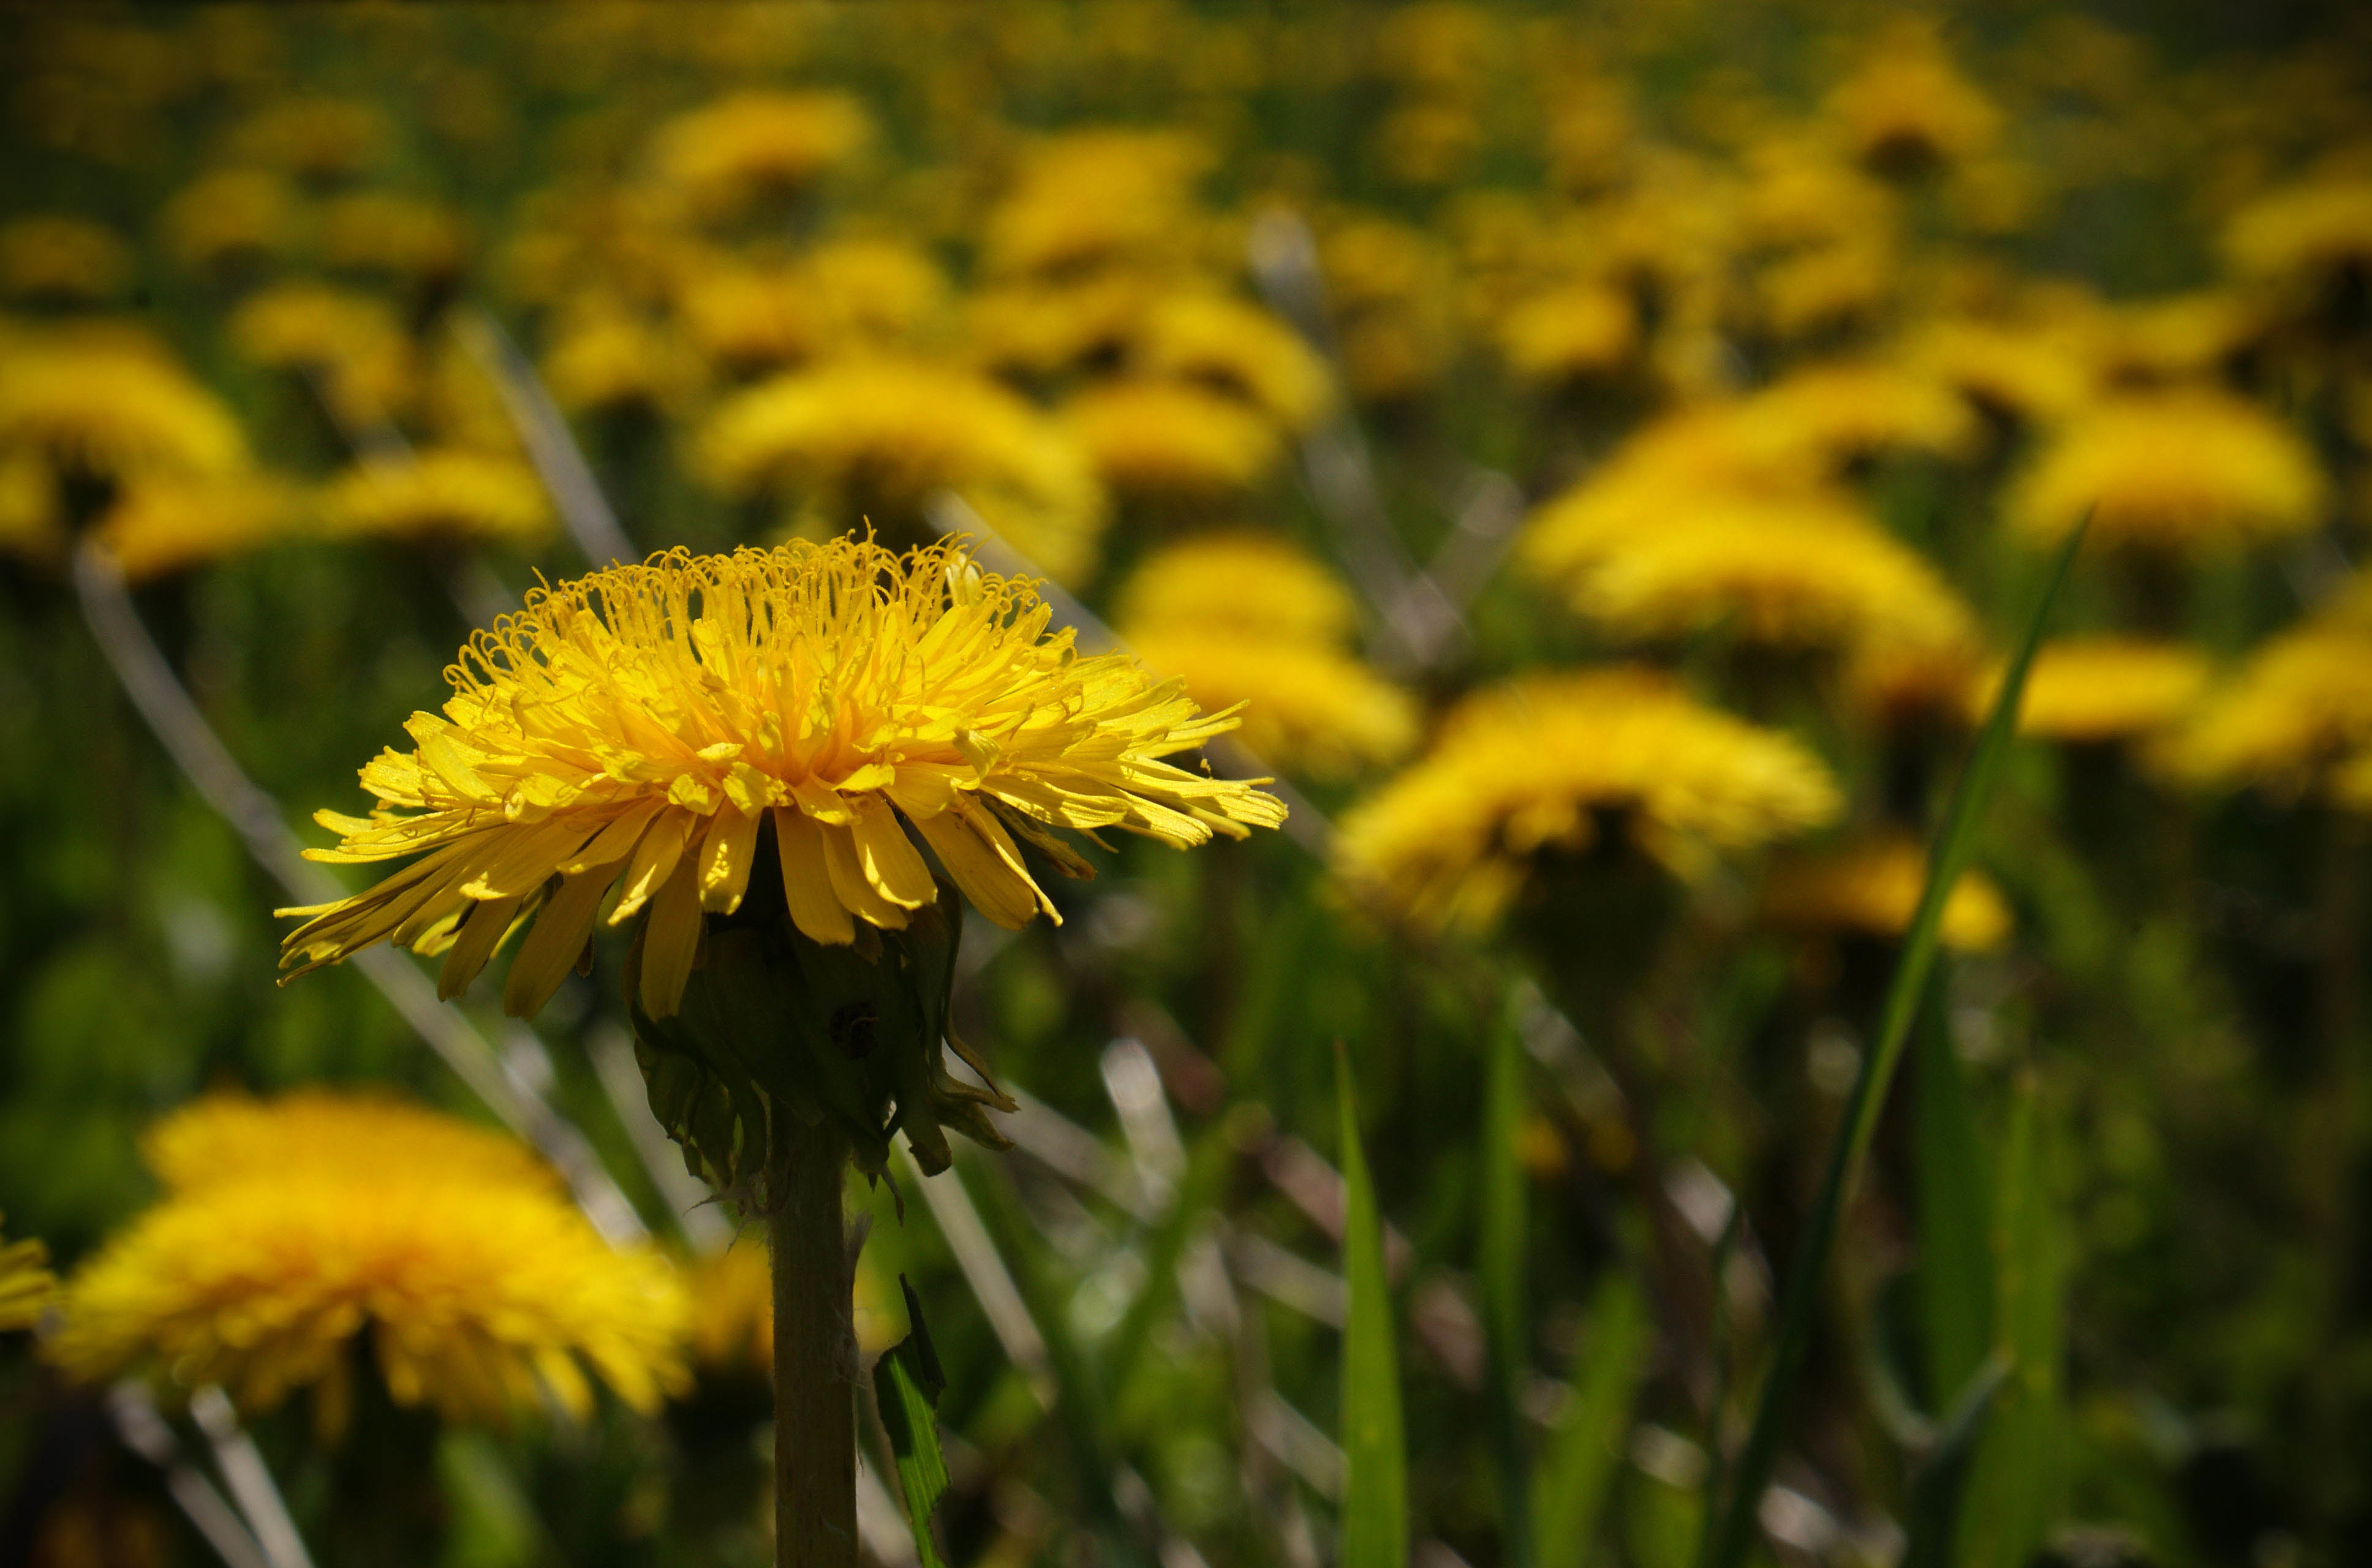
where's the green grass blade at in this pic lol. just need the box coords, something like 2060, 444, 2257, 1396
1914, 973, 1994, 1411
872, 1333, 951, 1568
1481, 1013, 1535, 1568
1533, 1270, 1649, 1568
1338, 1044, 1409, 1568
1900, 1355, 2009, 1568
1955, 1074, 2064, 1568
1698, 519, 2084, 1568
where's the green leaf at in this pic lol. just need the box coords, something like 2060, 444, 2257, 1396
1338, 1044, 1408, 1568
1481, 1014, 1534, 1568
1697, 518, 2085, 1568
1533, 1269, 1649, 1568
872, 1284, 951, 1568
1914, 973, 1994, 1412
1955, 1075, 2064, 1568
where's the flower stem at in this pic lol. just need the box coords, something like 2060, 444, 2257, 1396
771, 1124, 856, 1568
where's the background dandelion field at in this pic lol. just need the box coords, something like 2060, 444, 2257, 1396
4, 3, 2372, 1566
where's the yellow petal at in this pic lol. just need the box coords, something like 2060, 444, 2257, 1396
438, 893, 526, 1000
459, 818, 595, 900
608, 810, 690, 924
561, 800, 665, 875
698, 802, 762, 914
637, 857, 704, 1019
502, 869, 614, 1019
912, 802, 1048, 930
850, 794, 937, 910
819, 821, 911, 930
772, 807, 855, 945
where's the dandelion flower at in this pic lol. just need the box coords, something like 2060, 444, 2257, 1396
48, 1092, 686, 1425
1136, 292, 1333, 433
159, 168, 303, 277
1761, 834, 2011, 952
648, 92, 872, 222
1825, 20, 2001, 174
697, 358, 1107, 583
0, 1213, 55, 1332
963, 276, 1156, 379
1124, 627, 1415, 780
319, 450, 554, 548
0, 447, 64, 563
93, 473, 304, 582
686, 1244, 901, 1373
1905, 317, 2098, 426
1112, 532, 1362, 646
143, 1089, 558, 1196
0, 215, 132, 305
227, 97, 391, 181
1732, 360, 1979, 470
277, 535, 1284, 1025
981, 130, 1209, 280
1063, 380, 1286, 500
230, 283, 417, 432
2009, 390, 2327, 550
1335, 669, 1840, 931
1495, 281, 1640, 386
2165, 625, 2372, 798
0, 332, 246, 488
1987, 636, 2210, 743
540, 298, 702, 418
318, 191, 470, 284
2223, 176, 2372, 296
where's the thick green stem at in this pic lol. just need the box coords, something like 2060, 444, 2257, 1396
772, 1125, 856, 1568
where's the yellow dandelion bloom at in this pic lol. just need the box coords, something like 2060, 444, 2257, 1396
1905, 317, 2098, 426
0, 447, 65, 564
317, 191, 470, 282
2223, 175, 2372, 293
2099, 292, 2264, 385
963, 276, 1156, 379
1754, 239, 1898, 343
1318, 216, 1454, 401
1546, 490, 1977, 655
93, 473, 304, 582
540, 299, 702, 418
2008, 390, 2327, 550
0, 331, 246, 486
677, 261, 829, 374
1112, 532, 1362, 646
0, 1213, 56, 1332
1731, 360, 1979, 470
686, 1243, 901, 1374
1136, 293, 1334, 434
1985, 636, 2211, 743
1123, 627, 1416, 781
1824, 19, 2001, 173
2166, 625, 2372, 798
0, 215, 132, 304
802, 236, 950, 348
1761, 835, 2011, 952
1335, 669, 1840, 932
229, 282, 417, 431
320, 450, 554, 548
981, 129, 1209, 280
159, 168, 303, 276
1063, 380, 1286, 500
648, 91, 872, 222
1494, 281, 1640, 386
49, 1094, 686, 1425
227, 97, 392, 181
1843, 635, 1992, 728
143, 1090, 557, 1197
696, 357, 1106, 584
276, 536, 1284, 1022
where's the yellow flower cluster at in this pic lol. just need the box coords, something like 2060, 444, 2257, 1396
48, 1091, 687, 1427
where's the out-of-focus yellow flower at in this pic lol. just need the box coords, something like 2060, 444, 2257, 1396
93, 474, 306, 582
1754, 239, 1898, 344
1063, 380, 1286, 500
678, 262, 829, 375
227, 97, 391, 181
278, 536, 1283, 1016
1825, 19, 2001, 175
982, 129, 1210, 280
1495, 280, 1639, 386
803, 236, 951, 347
1732, 359, 1978, 470
0, 330, 246, 489
2098, 292, 2265, 385
1985, 636, 2211, 743
679, 241, 950, 375
0, 447, 62, 562
319, 450, 553, 547
0, 216, 131, 304
1906, 317, 2098, 426
1118, 535, 1413, 779
48, 1091, 687, 1427
1541, 489, 1977, 655
963, 276, 1155, 380
2009, 389, 2327, 550
1739, 138, 1897, 253
158, 168, 304, 277
318, 191, 470, 284
1843, 636, 1992, 729
2223, 175, 2372, 296
648, 91, 872, 222
1762, 834, 2012, 952
2165, 625, 2372, 799
229, 282, 418, 431
1136, 292, 1333, 433
0, 1213, 55, 1332
687, 1243, 901, 1374
1335, 668, 1840, 931
540, 298, 703, 418
697, 356, 1107, 583
1316, 215, 1455, 401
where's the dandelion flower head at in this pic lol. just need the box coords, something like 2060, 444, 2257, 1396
48, 1091, 687, 1426
1063, 380, 1286, 501
0, 1213, 55, 1333
230, 282, 417, 431
0, 328, 247, 488
2164, 625, 2372, 799
0, 214, 132, 305
94, 473, 304, 582
1113, 532, 1363, 646
1991, 636, 2211, 744
1824, 18, 2001, 174
649, 92, 873, 223
319, 450, 555, 548
1335, 669, 1841, 932
1761, 834, 2012, 952
2223, 175, 2372, 295
279, 535, 1285, 1022
2009, 389, 2326, 551
159, 168, 303, 276
981, 129, 1211, 281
